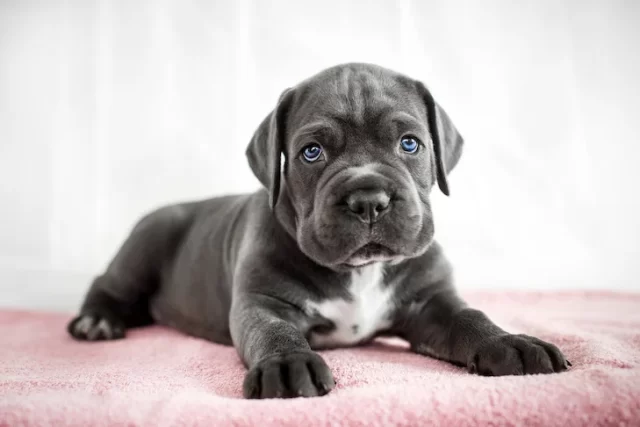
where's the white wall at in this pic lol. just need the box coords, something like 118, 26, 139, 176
1, 0, 639, 312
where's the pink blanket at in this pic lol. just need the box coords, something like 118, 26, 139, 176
1, 291, 639, 426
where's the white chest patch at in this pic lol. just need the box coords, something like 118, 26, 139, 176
305, 263, 394, 349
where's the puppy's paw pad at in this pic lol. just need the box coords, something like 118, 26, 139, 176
67, 313, 125, 341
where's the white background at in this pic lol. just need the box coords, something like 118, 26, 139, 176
1, 0, 639, 312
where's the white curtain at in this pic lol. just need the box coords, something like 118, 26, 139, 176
1, 0, 639, 311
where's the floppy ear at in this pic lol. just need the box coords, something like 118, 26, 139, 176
245, 89, 294, 209
416, 82, 464, 196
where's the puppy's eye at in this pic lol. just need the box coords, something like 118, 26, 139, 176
400, 136, 420, 154
301, 143, 324, 163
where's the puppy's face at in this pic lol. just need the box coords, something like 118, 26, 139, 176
247, 64, 463, 270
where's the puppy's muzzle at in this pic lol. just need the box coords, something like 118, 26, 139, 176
344, 189, 391, 224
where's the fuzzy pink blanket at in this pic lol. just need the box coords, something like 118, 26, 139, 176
1, 291, 639, 427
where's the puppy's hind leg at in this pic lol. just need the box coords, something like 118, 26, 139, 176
68, 204, 194, 341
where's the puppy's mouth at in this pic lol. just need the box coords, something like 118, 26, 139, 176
343, 243, 397, 267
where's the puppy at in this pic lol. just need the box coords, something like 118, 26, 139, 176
68, 63, 569, 399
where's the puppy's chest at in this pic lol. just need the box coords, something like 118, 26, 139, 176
305, 264, 394, 349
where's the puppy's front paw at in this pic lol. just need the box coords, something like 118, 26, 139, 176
469, 334, 569, 376
67, 312, 126, 341
243, 351, 335, 399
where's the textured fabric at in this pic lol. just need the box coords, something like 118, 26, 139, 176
1, 291, 639, 426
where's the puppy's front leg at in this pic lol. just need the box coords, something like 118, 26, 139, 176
230, 294, 335, 399
397, 280, 570, 376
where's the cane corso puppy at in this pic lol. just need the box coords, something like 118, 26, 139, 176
68, 63, 569, 399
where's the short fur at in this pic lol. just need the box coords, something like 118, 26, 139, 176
68, 63, 569, 399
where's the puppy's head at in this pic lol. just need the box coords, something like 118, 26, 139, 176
246, 63, 463, 270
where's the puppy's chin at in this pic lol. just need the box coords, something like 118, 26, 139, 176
343, 256, 400, 268
342, 243, 398, 267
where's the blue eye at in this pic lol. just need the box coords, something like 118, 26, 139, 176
302, 144, 323, 162
400, 136, 420, 154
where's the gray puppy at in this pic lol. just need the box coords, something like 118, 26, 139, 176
68, 63, 569, 399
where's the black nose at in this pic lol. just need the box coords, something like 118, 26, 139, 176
345, 189, 391, 224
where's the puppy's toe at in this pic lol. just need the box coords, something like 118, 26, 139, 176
243, 351, 335, 399
67, 313, 126, 341
469, 334, 569, 376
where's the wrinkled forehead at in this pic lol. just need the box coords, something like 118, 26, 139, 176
288, 67, 426, 137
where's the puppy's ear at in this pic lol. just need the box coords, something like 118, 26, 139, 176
246, 89, 294, 209
416, 82, 464, 196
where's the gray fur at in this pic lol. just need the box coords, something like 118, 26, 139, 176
68, 63, 568, 399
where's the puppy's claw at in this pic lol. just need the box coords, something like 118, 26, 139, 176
318, 382, 331, 395
74, 316, 95, 335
